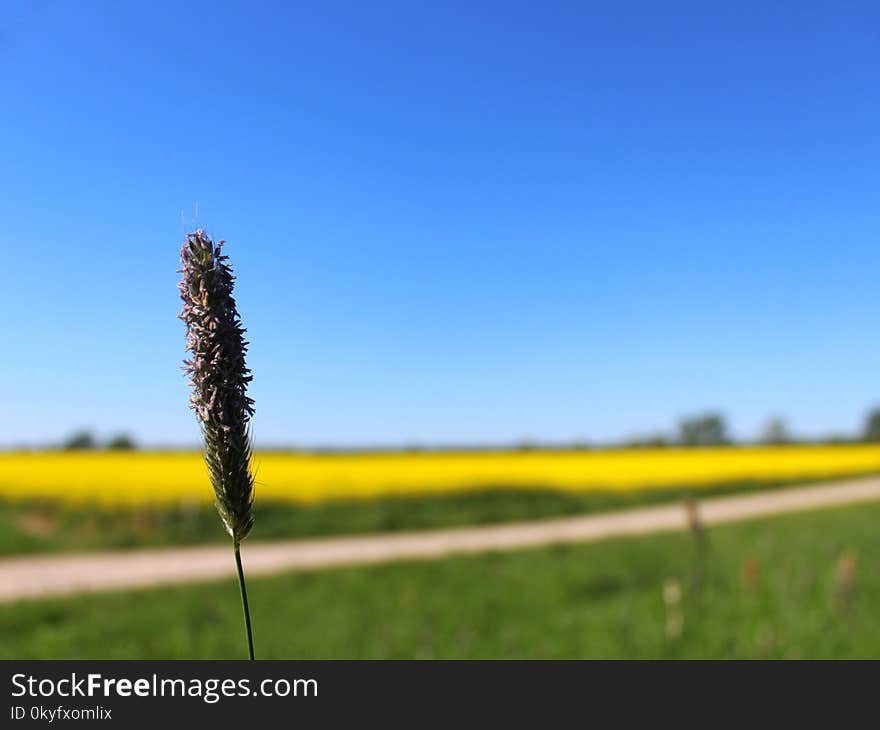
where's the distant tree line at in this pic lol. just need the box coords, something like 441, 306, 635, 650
865, 409, 880, 443
62, 430, 137, 451
620, 406, 880, 449
58, 407, 880, 452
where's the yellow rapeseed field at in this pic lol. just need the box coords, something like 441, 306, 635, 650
1, 445, 880, 506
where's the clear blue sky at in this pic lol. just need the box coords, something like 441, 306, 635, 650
1, 1, 878, 447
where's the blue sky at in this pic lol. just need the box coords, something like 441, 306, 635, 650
1, 1, 878, 447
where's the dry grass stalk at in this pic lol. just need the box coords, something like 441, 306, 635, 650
740, 556, 760, 591
663, 578, 684, 639
835, 551, 858, 611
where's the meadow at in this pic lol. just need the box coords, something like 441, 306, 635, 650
3, 500, 879, 659
2, 444, 879, 555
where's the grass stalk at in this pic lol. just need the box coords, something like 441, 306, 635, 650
179, 230, 258, 660
233, 537, 255, 660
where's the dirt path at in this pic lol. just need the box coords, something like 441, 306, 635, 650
2, 475, 880, 603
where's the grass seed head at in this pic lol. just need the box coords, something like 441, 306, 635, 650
178, 230, 255, 541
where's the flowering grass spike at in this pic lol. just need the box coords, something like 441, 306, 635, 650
179, 229, 256, 659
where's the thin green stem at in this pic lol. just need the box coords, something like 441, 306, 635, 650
233, 538, 255, 660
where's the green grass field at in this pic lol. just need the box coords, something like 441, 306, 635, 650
2, 474, 870, 556
4, 500, 880, 659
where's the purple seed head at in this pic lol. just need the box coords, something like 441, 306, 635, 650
178, 230, 255, 540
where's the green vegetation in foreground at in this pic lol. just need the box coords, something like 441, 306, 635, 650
2, 472, 879, 556
3, 501, 880, 658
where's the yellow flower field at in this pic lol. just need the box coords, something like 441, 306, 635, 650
1, 445, 880, 506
